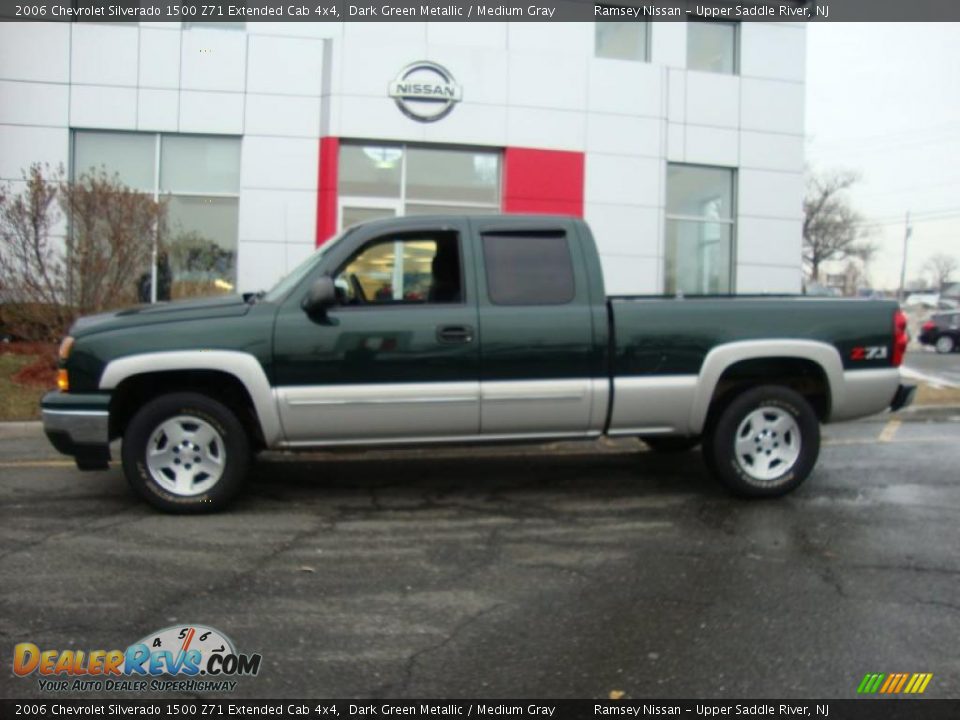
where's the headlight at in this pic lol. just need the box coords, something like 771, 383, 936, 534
58, 336, 74, 362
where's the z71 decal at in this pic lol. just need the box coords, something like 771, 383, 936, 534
851, 346, 889, 361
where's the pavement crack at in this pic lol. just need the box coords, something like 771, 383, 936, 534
128, 513, 338, 630
0, 511, 144, 564
911, 599, 960, 614
388, 602, 507, 698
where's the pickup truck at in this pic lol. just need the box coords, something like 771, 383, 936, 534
42, 215, 915, 512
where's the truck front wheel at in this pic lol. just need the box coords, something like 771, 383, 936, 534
121, 392, 249, 513
703, 385, 820, 497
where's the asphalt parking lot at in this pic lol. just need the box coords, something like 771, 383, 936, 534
904, 349, 960, 387
1, 408, 958, 700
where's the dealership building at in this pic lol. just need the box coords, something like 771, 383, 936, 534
0, 20, 806, 297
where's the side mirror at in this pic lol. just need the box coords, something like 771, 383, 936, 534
301, 276, 336, 315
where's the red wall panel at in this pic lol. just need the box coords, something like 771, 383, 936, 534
317, 142, 584, 246
316, 136, 339, 246
502, 147, 585, 217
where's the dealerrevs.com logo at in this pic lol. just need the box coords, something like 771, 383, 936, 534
13, 624, 261, 693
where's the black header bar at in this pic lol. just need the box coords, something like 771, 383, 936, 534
2, 700, 960, 720
5, 0, 960, 21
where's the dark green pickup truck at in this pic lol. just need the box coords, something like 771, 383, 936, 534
43, 215, 914, 512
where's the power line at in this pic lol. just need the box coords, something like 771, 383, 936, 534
856, 177, 960, 199
858, 208, 960, 227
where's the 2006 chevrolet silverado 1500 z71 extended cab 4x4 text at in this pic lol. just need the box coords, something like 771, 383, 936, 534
42, 215, 915, 512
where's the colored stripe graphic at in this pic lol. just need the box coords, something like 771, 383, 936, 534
858, 672, 932, 694
879, 674, 896, 694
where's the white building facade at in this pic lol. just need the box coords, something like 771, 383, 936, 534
0, 20, 806, 297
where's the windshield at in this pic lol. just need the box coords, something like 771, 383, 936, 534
261, 229, 351, 303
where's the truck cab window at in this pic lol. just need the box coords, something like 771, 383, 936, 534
335, 232, 462, 305
482, 233, 575, 306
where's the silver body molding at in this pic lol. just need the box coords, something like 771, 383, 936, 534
277, 382, 479, 443
278, 431, 597, 449
832, 368, 902, 422
688, 339, 846, 434
276, 378, 609, 444
42, 409, 110, 445
94, 342, 898, 450
99, 351, 284, 447
480, 379, 608, 435
607, 375, 699, 436
612, 340, 899, 437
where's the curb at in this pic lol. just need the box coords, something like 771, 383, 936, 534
0, 420, 42, 438
894, 404, 960, 422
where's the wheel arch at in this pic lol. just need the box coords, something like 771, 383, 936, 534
690, 340, 843, 434
100, 351, 282, 447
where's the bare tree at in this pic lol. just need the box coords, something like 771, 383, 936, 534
802, 170, 876, 282
924, 252, 959, 292
0, 165, 73, 340
0, 164, 164, 341
60, 166, 162, 313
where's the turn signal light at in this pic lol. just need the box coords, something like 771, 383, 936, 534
892, 309, 908, 367
56, 369, 69, 392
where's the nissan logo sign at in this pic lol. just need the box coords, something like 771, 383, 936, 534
388, 61, 462, 123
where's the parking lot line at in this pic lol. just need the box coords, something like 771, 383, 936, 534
878, 419, 902, 442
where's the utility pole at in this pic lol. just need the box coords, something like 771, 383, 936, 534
897, 211, 912, 303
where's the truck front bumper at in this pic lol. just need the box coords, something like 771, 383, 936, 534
890, 384, 917, 413
41, 392, 111, 470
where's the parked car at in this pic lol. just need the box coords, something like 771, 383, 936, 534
919, 311, 960, 353
42, 215, 914, 512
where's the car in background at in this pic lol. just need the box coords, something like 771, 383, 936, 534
919, 311, 960, 353
905, 292, 941, 309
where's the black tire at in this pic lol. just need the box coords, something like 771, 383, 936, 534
703, 385, 820, 498
935, 335, 955, 354
641, 436, 701, 453
121, 392, 249, 513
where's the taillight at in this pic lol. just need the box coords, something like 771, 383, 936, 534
892, 309, 908, 367
921, 321, 935, 333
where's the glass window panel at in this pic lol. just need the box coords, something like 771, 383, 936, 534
165, 195, 239, 297
664, 220, 732, 295
160, 135, 240, 194
482, 234, 575, 306
73, 131, 156, 192
595, 22, 648, 61
342, 206, 397, 229
335, 234, 461, 305
687, 21, 737, 74
405, 203, 499, 216
339, 145, 403, 198
666, 165, 734, 219
405, 147, 500, 204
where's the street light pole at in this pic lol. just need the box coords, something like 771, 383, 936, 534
897, 210, 912, 304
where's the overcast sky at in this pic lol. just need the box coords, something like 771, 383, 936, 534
805, 22, 960, 289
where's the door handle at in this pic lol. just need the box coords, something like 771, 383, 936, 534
437, 325, 474, 344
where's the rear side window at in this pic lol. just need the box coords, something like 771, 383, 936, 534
482, 233, 575, 306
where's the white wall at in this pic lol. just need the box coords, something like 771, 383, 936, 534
0, 21, 806, 295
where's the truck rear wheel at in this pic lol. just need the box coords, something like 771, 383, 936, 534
121, 392, 249, 513
703, 385, 820, 497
